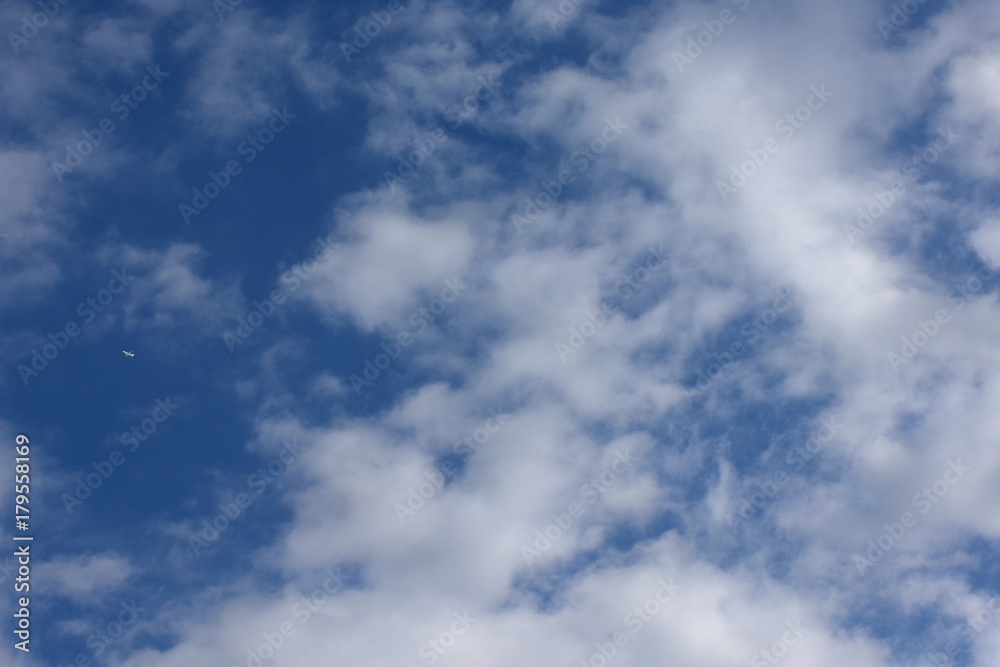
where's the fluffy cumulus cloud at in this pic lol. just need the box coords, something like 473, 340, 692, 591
3, 0, 1000, 666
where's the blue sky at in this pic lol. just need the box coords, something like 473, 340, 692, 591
3, 0, 1000, 665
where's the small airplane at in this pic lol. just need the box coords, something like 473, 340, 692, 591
122, 351, 134, 357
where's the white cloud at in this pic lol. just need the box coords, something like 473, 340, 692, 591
113, 242, 245, 336
300, 204, 475, 331
175, 11, 341, 139
35, 553, 134, 603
